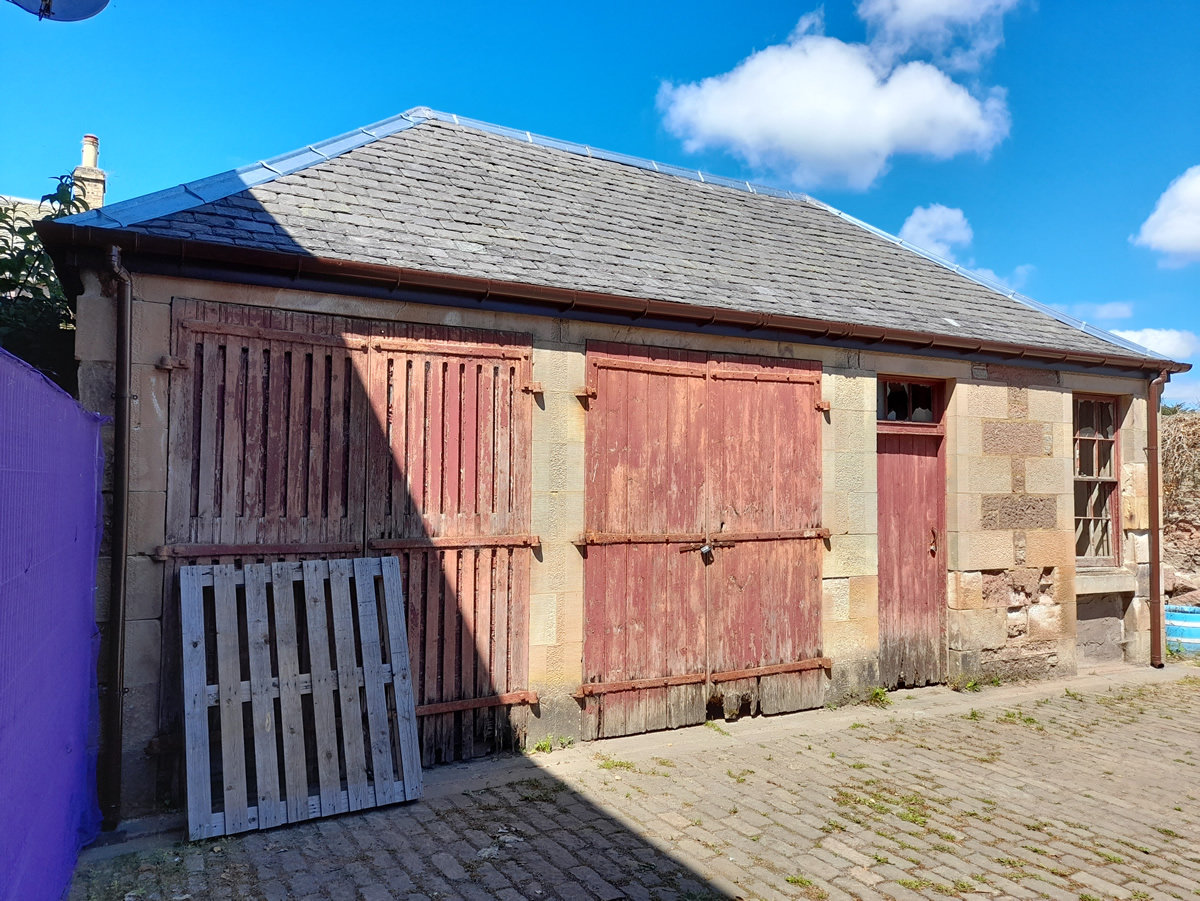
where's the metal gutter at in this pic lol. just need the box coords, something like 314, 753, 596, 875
35, 221, 1190, 377
1148, 370, 1169, 668
100, 246, 133, 828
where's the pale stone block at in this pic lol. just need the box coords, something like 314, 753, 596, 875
1024, 456, 1071, 495
827, 372, 876, 412
824, 618, 879, 658
130, 365, 169, 493
1057, 493, 1075, 531
78, 360, 115, 418
126, 556, 164, 621
558, 591, 585, 645
1027, 387, 1071, 424
843, 577, 873, 622
948, 493, 981, 533
1126, 596, 1150, 633
531, 490, 585, 540
833, 408, 876, 453
530, 593, 558, 646
832, 452, 875, 493
824, 534, 877, 579
75, 291, 116, 363
965, 383, 1009, 418
1128, 395, 1148, 432
558, 639, 585, 684
530, 542, 584, 594
1128, 530, 1150, 565
1074, 568, 1136, 595
124, 618, 161, 688
130, 299, 171, 366
950, 571, 984, 610
948, 607, 1006, 651
1028, 603, 1068, 641
822, 490, 850, 535
127, 491, 167, 555
966, 456, 1011, 494
866, 352, 971, 380
1023, 529, 1073, 568
531, 440, 583, 495
1060, 372, 1141, 394
1122, 494, 1149, 531
954, 417, 983, 457
849, 492, 877, 536
955, 531, 1015, 571
823, 578, 851, 622
1049, 422, 1072, 458
527, 643, 551, 685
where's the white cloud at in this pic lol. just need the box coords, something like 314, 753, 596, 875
899, 203, 973, 259
658, 10, 1011, 189
1057, 301, 1135, 322
1111, 328, 1200, 361
1163, 375, 1200, 406
897, 204, 1031, 289
857, 0, 1021, 71
971, 262, 1034, 291
1133, 166, 1200, 266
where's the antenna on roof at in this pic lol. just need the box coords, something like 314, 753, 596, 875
6, 0, 109, 20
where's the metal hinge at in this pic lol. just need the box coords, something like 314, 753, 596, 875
521, 382, 544, 396
815, 400, 831, 412
155, 355, 189, 371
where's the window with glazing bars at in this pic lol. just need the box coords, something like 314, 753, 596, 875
1073, 396, 1118, 562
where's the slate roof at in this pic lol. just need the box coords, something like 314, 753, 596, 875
61, 109, 1166, 364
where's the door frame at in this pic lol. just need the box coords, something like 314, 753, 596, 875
875, 376, 948, 687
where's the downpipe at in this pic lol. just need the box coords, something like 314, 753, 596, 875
1148, 370, 1169, 668
100, 246, 132, 828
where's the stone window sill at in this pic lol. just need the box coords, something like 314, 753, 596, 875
1075, 566, 1137, 597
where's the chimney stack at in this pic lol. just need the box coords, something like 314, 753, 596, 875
73, 134, 106, 210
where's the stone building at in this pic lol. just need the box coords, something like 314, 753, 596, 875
39, 108, 1188, 823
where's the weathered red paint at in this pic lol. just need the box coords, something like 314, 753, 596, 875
165, 300, 534, 772
877, 424, 946, 688
582, 343, 825, 738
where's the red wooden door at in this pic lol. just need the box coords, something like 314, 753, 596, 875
877, 432, 945, 688
707, 356, 825, 716
581, 344, 826, 739
363, 323, 535, 764
164, 302, 535, 784
582, 346, 709, 739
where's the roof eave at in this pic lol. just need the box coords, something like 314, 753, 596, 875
37, 220, 1189, 378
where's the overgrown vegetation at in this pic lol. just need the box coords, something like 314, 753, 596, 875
0, 175, 86, 386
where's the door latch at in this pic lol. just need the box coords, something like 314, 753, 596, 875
929, 528, 938, 557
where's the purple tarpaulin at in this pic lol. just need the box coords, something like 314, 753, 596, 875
0, 348, 104, 901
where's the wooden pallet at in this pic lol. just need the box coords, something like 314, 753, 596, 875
180, 557, 422, 839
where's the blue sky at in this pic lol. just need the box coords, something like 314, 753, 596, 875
3, 0, 1198, 399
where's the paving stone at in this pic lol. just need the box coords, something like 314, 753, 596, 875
68, 669, 1200, 901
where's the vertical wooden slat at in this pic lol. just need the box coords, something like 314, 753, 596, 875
218, 337, 244, 546
307, 351, 328, 541
240, 338, 265, 546
179, 567, 213, 839
213, 564, 249, 834
351, 558, 395, 805
379, 556, 423, 799
286, 351, 308, 543
196, 341, 222, 543
327, 560, 370, 810
301, 559, 342, 815
270, 562, 308, 823
243, 564, 281, 828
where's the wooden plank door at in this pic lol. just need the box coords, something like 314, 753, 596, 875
363, 323, 535, 764
706, 355, 825, 716
877, 431, 945, 688
581, 344, 709, 739
581, 344, 827, 739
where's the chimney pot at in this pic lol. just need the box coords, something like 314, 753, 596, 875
81, 134, 99, 169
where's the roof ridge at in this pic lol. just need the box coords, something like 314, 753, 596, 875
59, 106, 1162, 362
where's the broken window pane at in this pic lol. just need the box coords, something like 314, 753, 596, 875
877, 380, 937, 422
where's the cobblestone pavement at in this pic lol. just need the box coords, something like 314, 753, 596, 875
72, 665, 1200, 901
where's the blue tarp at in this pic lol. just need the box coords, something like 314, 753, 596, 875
0, 348, 104, 901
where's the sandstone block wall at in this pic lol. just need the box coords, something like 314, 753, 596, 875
76, 272, 1157, 816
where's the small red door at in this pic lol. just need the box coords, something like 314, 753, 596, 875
876, 380, 946, 688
